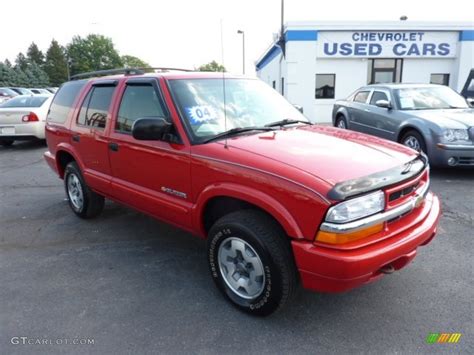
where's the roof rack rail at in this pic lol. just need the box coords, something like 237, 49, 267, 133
137, 67, 195, 72
71, 68, 145, 80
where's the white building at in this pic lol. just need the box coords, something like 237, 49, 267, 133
256, 21, 474, 123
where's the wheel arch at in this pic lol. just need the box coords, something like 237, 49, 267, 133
55, 144, 82, 178
194, 183, 304, 240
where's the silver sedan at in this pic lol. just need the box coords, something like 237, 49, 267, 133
332, 83, 474, 167
0, 95, 52, 147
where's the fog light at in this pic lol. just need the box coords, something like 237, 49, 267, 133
447, 157, 458, 166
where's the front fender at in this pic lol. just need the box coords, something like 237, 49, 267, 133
192, 183, 304, 239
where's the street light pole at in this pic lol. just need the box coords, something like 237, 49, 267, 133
237, 30, 245, 75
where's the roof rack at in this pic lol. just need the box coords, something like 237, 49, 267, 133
70, 68, 145, 80
70, 67, 195, 80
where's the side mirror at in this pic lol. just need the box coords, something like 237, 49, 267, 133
375, 99, 392, 109
293, 104, 304, 114
132, 117, 173, 141
466, 98, 474, 107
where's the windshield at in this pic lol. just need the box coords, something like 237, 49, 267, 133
168, 78, 307, 143
395, 86, 469, 110
0, 96, 49, 108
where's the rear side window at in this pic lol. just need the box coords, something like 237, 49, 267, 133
370, 91, 389, 105
116, 84, 166, 133
47, 80, 87, 123
0, 96, 48, 108
354, 91, 370, 103
77, 86, 115, 129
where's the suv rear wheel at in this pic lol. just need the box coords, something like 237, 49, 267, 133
207, 210, 298, 316
64, 162, 104, 219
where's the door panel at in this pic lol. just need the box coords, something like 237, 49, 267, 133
108, 79, 193, 229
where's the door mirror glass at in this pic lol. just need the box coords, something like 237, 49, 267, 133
132, 117, 173, 141
375, 99, 392, 109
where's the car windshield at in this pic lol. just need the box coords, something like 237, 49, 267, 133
395, 86, 469, 110
0, 88, 18, 96
168, 78, 308, 142
0, 96, 48, 108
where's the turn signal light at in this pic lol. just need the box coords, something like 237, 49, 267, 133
22, 112, 39, 122
315, 223, 384, 245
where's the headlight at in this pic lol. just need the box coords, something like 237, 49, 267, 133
326, 190, 385, 223
442, 129, 469, 143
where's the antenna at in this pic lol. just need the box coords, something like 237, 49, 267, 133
220, 19, 228, 149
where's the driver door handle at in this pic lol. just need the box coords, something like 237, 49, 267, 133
108, 142, 119, 152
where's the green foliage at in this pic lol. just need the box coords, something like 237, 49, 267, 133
198, 60, 226, 72
44, 39, 68, 86
2, 34, 149, 87
15, 53, 28, 71
121, 55, 150, 69
27, 42, 45, 66
67, 34, 123, 75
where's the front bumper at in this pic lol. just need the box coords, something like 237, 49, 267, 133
430, 143, 474, 167
292, 192, 440, 293
0, 122, 46, 140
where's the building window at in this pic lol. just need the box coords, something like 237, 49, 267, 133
281, 77, 284, 96
430, 74, 450, 86
368, 59, 403, 84
315, 74, 335, 99
272, 80, 276, 89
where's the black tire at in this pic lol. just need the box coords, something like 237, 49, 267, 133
401, 130, 427, 153
64, 161, 104, 219
207, 210, 298, 316
335, 115, 347, 129
0, 140, 14, 147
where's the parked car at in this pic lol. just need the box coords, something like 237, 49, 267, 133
46, 87, 59, 94
30, 88, 52, 95
0, 95, 52, 146
8, 87, 35, 96
0, 87, 19, 104
461, 69, 474, 106
44, 70, 440, 316
332, 83, 474, 167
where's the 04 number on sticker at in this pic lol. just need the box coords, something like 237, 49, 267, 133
186, 105, 218, 124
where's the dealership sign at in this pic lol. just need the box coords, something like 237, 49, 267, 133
317, 31, 458, 58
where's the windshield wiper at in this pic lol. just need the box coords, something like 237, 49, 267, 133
202, 127, 276, 144
264, 118, 312, 127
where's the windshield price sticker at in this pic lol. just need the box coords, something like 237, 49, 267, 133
186, 105, 218, 124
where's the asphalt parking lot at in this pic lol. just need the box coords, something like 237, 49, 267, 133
0, 140, 473, 354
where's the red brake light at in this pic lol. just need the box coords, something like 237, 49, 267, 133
22, 112, 39, 122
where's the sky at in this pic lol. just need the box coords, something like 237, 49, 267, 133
2, 0, 473, 75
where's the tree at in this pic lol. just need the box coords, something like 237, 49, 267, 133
25, 63, 49, 87
0, 62, 19, 86
4, 59, 12, 68
44, 39, 69, 86
15, 53, 28, 71
67, 34, 123, 76
198, 60, 226, 72
13, 67, 29, 87
121, 55, 150, 69
27, 42, 45, 67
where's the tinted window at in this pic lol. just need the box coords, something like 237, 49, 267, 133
430, 74, 450, 86
0, 96, 48, 108
354, 91, 370, 103
116, 85, 166, 133
48, 80, 87, 123
315, 74, 335, 99
370, 91, 389, 105
77, 86, 115, 129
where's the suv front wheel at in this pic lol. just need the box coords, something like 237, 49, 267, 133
207, 210, 298, 316
64, 162, 104, 219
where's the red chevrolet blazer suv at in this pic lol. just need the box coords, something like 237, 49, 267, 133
44, 69, 440, 316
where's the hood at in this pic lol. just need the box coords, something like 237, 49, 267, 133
222, 125, 418, 186
411, 108, 474, 129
